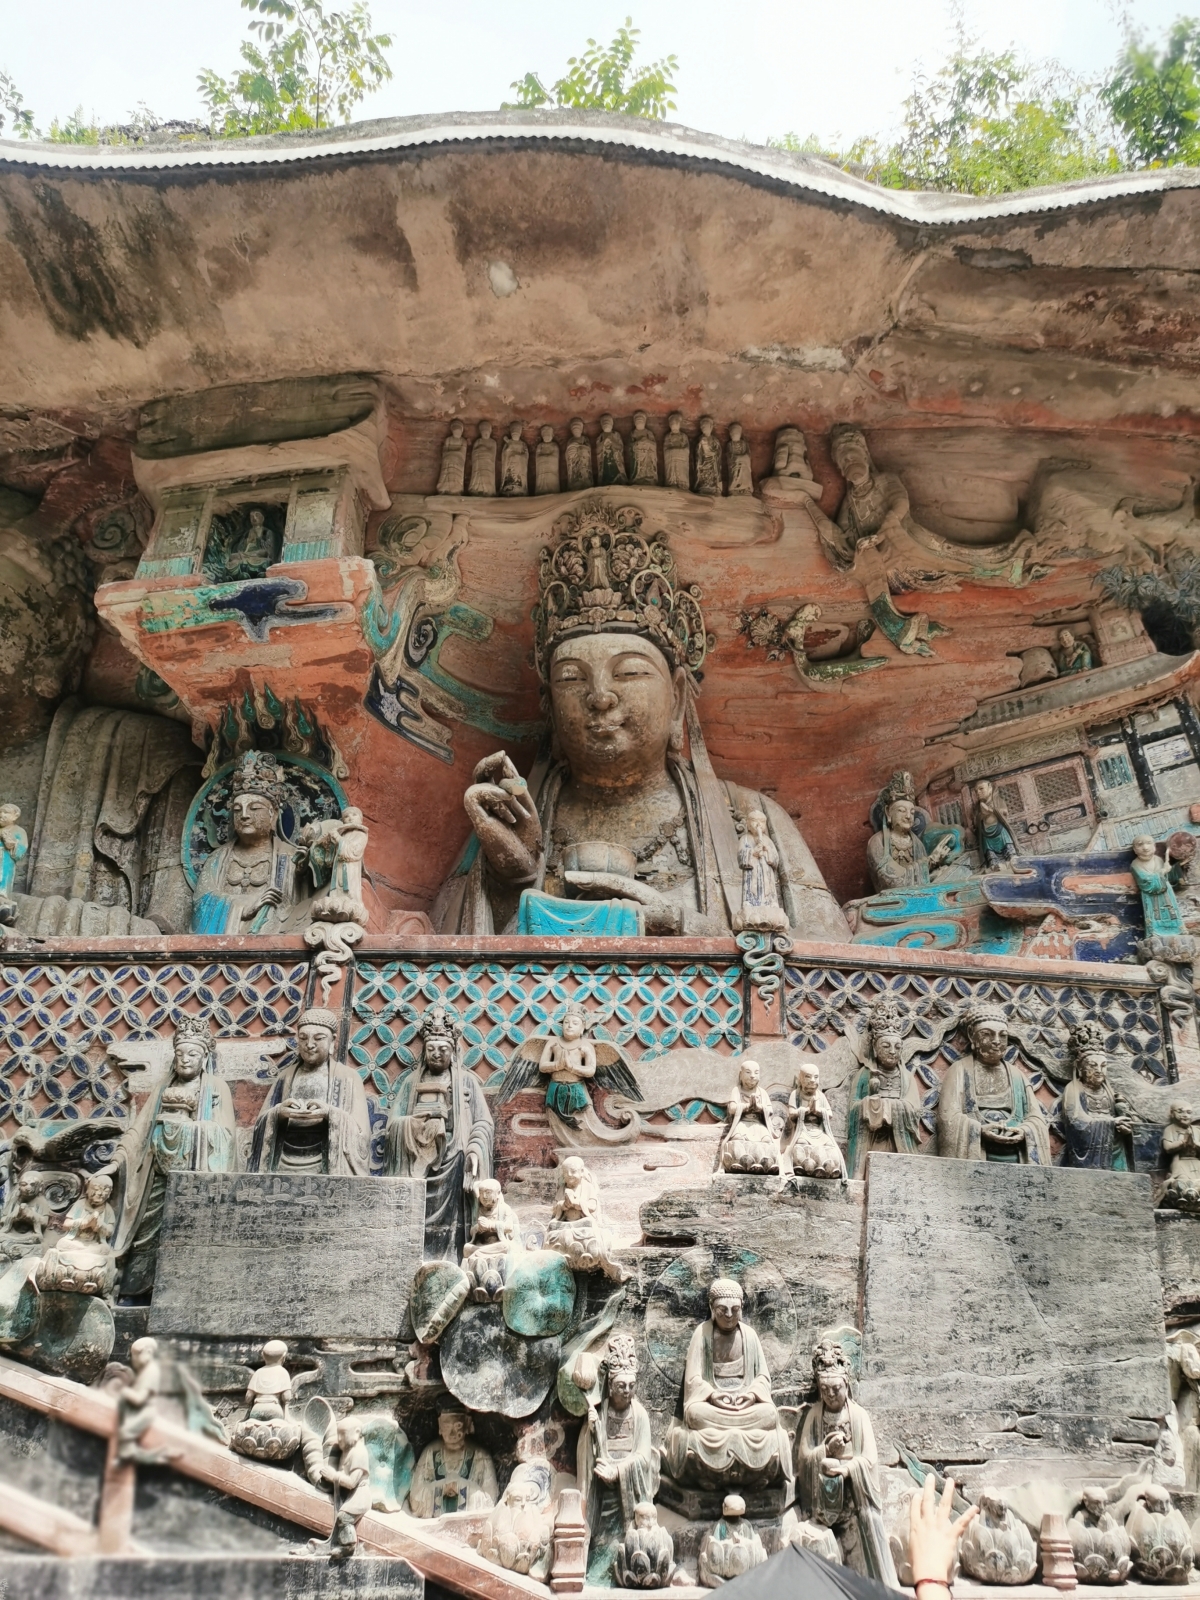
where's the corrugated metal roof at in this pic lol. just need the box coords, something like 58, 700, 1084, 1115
1, 108, 1196, 225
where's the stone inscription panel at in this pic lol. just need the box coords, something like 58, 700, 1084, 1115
860, 1156, 1169, 1458
150, 1173, 425, 1340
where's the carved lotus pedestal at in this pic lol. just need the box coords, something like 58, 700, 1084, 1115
229, 1412, 302, 1463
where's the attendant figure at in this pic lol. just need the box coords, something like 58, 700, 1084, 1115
845, 995, 923, 1177
736, 808, 789, 933
564, 418, 594, 490
629, 412, 658, 485
596, 414, 627, 485
408, 1406, 498, 1518
771, 426, 816, 485
781, 1064, 846, 1179
866, 770, 956, 893
718, 1059, 784, 1175
307, 1416, 372, 1559
546, 1156, 629, 1281
1054, 627, 1093, 676
663, 412, 690, 489
36, 1174, 117, 1297
0, 802, 27, 924
476, 1460, 554, 1581
726, 422, 753, 495
662, 1277, 791, 1489
468, 421, 498, 495
534, 425, 560, 494
113, 1016, 238, 1296
935, 1001, 1049, 1164
436, 420, 467, 494
577, 1335, 658, 1586
249, 1007, 371, 1176
1131, 834, 1188, 939
693, 416, 721, 496
1162, 1103, 1200, 1214
384, 1004, 494, 1260
538, 1002, 597, 1124
1059, 1021, 1135, 1171
972, 779, 1019, 869
116, 1337, 174, 1465
230, 1340, 301, 1462
191, 752, 302, 935
500, 422, 529, 495
698, 1494, 767, 1587
795, 1342, 898, 1586
461, 1178, 519, 1302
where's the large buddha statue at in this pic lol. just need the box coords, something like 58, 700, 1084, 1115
431, 504, 848, 940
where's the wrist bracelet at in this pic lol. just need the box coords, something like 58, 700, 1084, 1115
913, 1580, 952, 1592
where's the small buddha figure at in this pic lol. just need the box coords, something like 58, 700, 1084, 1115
795, 1342, 897, 1584
617, 1501, 673, 1589
577, 1335, 659, 1585
307, 1415, 372, 1559
596, 414, 627, 485
959, 1491, 1038, 1585
0, 801, 28, 924
845, 995, 923, 1177
736, 808, 789, 933
468, 420, 498, 495
867, 770, 957, 892
662, 1277, 791, 1490
534, 425, 561, 494
546, 1156, 629, 1281
436, 419, 467, 494
628, 412, 658, 486
36, 1173, 117, 1297
229, 508, 275, 578
500, 422, 529, 495
475, 1459, 554, 1581
231, 1339, 301, 1461
726, 422, 753, 495
769, 426, 819, 491
1162, 1102, 1200, 1214
408, 1406, 498, 1519
1068, 1486, 1132, 1585
0, 1173, 47, 1262
564, 418, 594, 490
781, 1064, 846, 1179
113, 1015, 238, 1297
249, 1006, 371, 1175
663, 412, 690, 489
1128, 1485, 1194, 1584
698, 1493, 767, 1587
1060, 1021, 1135, 1171
693, 416, 721, 496
935, 1001, 1049, 1164
1054, 627, 1094, 676
191, 751, 304, 935
116, 1337, 174, 1465
461, 1177, 519, 1302
717, 1059, 784, 1176
972, 779, 1019, 869
1131, 833, 1189, 940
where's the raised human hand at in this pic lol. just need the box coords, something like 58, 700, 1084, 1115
909, 1474, 978, 1590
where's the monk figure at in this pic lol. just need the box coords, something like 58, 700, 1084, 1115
249, 1007, 371, 1175
935, 1001, 1049, 1164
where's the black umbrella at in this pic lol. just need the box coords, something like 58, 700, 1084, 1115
720, 1543, 907, 1600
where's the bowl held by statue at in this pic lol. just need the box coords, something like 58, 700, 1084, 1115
562, 842, 637, 879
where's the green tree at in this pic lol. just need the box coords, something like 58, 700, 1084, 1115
0, 70, 34, 138
1103, 18, 1200, 165
506, 17, 678, 121
199, 0, 393, 137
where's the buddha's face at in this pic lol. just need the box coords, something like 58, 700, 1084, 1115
232, 792, 277, 843
729, 423, 742, 442
479, 421, 492, 439
174, 1039, 207, 1080
971, 1021, 1008, 1066
668, 413, 682, 434
600, 414, 614, 433
549, 634, 683, 788
425, 1035, 453, 1071
562, 1157, 585, 1189
799, 1067, 820, 1098
887, 799, 916, 834
439, 1412, 468, 1449
86, 1176, 112, 1207
874, 1033, 902, 1068
739, 1060, 761, 1092
477, 1181, 500, 1214
449, 420, 463, 438
833, 433, 871, 486
1172, 1102, 1192, 1126
633, 412, 647, 432
710, 1292, 742, 1333
541, 425, 554, 443
570, 419, 584, 438
297, 1024, 333, 1067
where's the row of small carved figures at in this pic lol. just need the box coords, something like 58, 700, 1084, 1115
433, 413, 759, 497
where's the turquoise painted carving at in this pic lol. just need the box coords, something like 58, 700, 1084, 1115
502, 1249, 576, 1338
140, 575, 343, 642
850, 879, 1022, 954
516, 891, 643, 937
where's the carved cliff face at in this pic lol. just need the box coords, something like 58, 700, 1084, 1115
548, 634, 684, 790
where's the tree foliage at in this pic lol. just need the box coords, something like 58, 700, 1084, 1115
506, 18, 678, 121
0, 71, 34, 139
1103, 18, 1200, 165
1096, 556, 1200, 652
199, 0, 393, 137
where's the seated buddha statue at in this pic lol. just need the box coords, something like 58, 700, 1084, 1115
431, 504, 848, 941
662, 1277, 791, 1491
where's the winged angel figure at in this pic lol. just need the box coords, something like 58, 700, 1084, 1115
497, 1002, 643, 1146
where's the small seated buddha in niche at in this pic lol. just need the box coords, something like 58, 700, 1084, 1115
935, 1001, 1049, 1164
662, 1277, 791, 1491
845, 995, 923, 1178
431, 505, 848, 942
249, 1007, 371, 1175
717, 1059, 784, 1176
781, 1063, 846, 1180
866, 770, 958, 893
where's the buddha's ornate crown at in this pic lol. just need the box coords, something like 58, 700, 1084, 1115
420, 1003, 462, 1043
962, 999, 1008, 1034
1069, 1020, 1107, 1060
868, 995, 905, 1039
812, 1340, 852, 1379
879, 769, 918, 808
606, 1334, 638, 1378
174, 1015, 214, 1049
230, 750, 286, 808
532, 502, 709, 681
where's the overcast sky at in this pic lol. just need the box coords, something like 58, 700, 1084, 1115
0, 0, 1191, 148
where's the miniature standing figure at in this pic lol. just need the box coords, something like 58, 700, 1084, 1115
595, 414, 627, 485
115, 1337, 176, 1465
718, 1059, 784, 1175
845, 995, 923, 1177
534, 425, 561, 494
1162, 1103, 1200, 1214
461, 1177, 520, 1302
628, 412, 658, 486
726, 422, 753, 495
468, 420, 498, 495
736, 808, 789, 933
307, 1415, 373, 1559
1054, 627, 1093, 676
972, 780, 1019, 869
0, 802, 28, 925
564, 418, 594, 490
663, 412, 690, 489
781, 1064, 847, 1180
500, 422, 529, 495
1131, 833, 1188, 939
694, 416, 721, 496
436, 419, 467, 494
1059, 1021, 1135, 1171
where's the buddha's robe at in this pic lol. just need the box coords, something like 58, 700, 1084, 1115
662, 1319, 789, 1485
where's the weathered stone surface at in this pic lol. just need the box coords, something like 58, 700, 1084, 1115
149, 1174, 425, 1340
438, 1301, 561, 1418
1156, 1208, 1200, 1320
0, 1555, 423, 1598
860, 1156, 1170, 1457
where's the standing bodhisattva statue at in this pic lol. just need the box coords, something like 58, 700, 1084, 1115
431, 503, 849, 940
